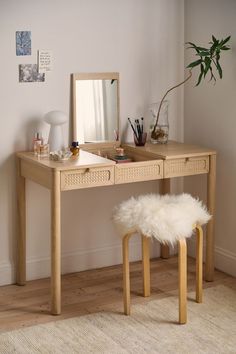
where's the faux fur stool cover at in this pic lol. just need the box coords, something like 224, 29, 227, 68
113, 194, 211, 245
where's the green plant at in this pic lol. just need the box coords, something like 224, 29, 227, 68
187, 35, 231, 85
151, 35, 231, 141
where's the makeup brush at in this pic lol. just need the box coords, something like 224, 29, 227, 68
128, 118, 138, 139
141, 117, 144, 133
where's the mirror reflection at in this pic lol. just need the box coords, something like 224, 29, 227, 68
73, 74, 119, 143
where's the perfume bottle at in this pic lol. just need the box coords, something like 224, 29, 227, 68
38, 143, 49, 157
70, 141, 80, 157
33, 132, 43, 155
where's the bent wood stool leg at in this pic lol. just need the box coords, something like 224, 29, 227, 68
160, 178, 170, 259
16, 157, 26, 286
122, 233, 132, 315
51, 170, 61, 315
142, 235, 150, 297
178, 239, 187, 324
196, 225, 203, 303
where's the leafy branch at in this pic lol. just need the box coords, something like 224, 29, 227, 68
186, 35, 231, 86
151, 35, 231, 141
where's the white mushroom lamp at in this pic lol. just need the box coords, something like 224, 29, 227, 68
44, 111, 67, 152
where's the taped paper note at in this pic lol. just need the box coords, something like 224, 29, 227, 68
38, 50, 52, 73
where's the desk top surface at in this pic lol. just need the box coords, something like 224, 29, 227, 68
17, 150, 116, 171
17, 141, 216, 170
123, 141, 216, 160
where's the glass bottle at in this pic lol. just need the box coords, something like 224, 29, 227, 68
33, 132, 43, 155
149, 100, 169, 144
70, 141, 80, 157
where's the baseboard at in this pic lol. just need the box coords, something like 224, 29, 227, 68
0, 262, 15, 286
214, 246, 236, 278
0, 240, 161, 286
3, 240, 232, 287
187, 238, 236, 278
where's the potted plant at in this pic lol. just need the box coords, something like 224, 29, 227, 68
151, 35, 231, 143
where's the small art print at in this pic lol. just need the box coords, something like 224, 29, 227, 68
19, 64, 45, 83
16, 31, 31, 56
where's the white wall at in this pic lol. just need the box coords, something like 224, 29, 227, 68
0, 0, 184, 285
184, 0, 236, 277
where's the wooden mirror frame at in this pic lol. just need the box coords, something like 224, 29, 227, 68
72, 72, 120, 149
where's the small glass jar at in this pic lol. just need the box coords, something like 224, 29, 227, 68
149, 100, 169, 144
134, 132, 147, 146
70, 141, 80, 157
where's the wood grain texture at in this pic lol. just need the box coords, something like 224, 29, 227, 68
160, 178, 170, 259
0, 257, 233, 333
79, 141, 120, 153
142, 236, 150, 297
123, 141, 216, 160
16, 157, 26, 286
196, 225, 203, 303
51, 170, 61, 315
122, 234, 132, 315
178, 239, 187, 324
21, 159, 52, 189
17, 150, 116, 172
206, 154, 216, 282
16, 141, 217, 316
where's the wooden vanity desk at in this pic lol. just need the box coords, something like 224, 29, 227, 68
17, 140, 216, 315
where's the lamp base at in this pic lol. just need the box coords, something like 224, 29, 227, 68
48, 125, 64, 152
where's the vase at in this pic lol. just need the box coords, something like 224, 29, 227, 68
149, 100, 169, 144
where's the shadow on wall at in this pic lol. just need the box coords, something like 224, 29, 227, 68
0, 154, 17, 274
0, 116, 49, 279
15, 117, 49, 151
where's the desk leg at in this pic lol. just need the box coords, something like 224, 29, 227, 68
16, 158, 26, 286
160, 178, 170, 259
206, 154, 216, 281
51, 170, 61, 315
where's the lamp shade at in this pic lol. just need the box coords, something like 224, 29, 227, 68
44, 111, 67, 152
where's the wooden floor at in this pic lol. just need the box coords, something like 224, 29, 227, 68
0, 256, 235, 333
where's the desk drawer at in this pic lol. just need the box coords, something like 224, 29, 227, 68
115, 160, 163, 184
61, 166, 114, 190
164, 156, 209, 178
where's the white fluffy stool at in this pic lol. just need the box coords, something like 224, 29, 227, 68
113, 193, 211, 324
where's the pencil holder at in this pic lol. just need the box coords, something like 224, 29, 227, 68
134, 132, 147, 146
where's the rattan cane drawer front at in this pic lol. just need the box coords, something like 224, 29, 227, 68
164, 156, 209, 178
115, 160, 163, 184
61, 166, 114, 190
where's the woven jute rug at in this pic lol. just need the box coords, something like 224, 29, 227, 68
0, 285, 236, 353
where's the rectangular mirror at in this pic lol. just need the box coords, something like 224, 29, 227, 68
72, 72, 119, 144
